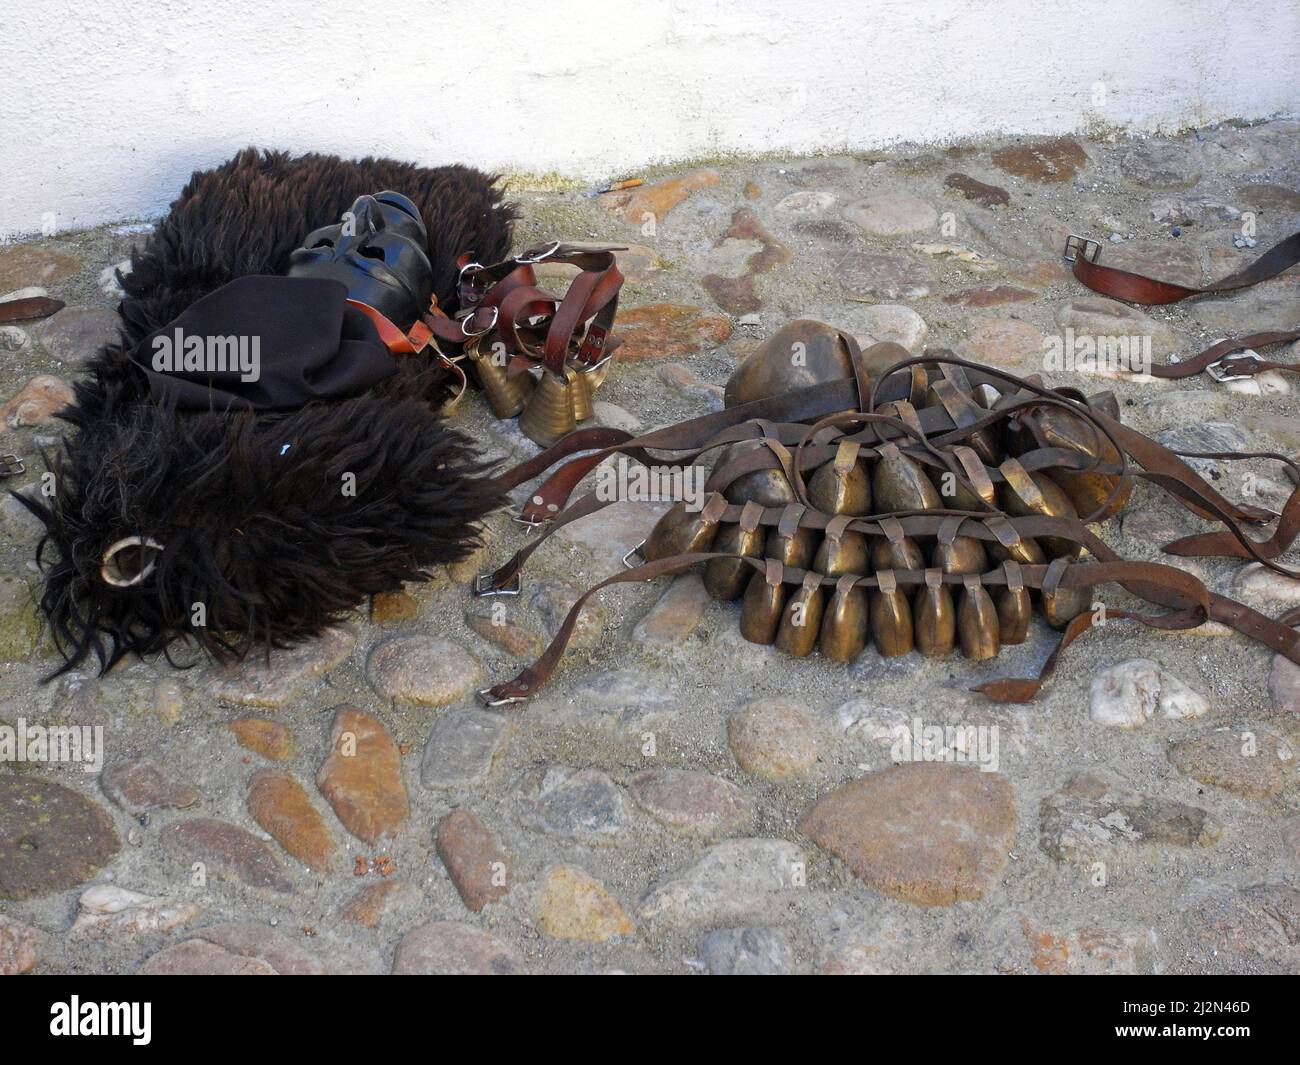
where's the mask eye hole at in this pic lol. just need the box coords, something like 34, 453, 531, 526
359, 246, 385, 262
312, 238, 334, 249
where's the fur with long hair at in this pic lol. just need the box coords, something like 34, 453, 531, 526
19, 147, 517, 676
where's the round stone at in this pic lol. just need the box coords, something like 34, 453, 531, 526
800, 762, 1016, 905
727, 698, 817, 780
34, 306, 120, 365
533, 866, 633, 942
843, 193, 938, 236
628, 768, 755, 837
0, 914, 39, 975
392, 921, 523, 975
0, 778, 121, 900
1168, 728, 1295, 799
699, 926, 792, 975
0, 245, 81, 289
836, 252, 931, 300
954, 316, 1047, 367
365, 635, 482, 705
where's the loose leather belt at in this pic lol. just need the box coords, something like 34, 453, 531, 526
1065, 230, 1300, 383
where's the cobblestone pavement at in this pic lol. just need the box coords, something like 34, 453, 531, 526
1, 121, 1299, 974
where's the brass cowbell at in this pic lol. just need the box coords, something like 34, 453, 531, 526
995, 560, 1032, 645
914, 568, 956, 657
569, 369, 596, 422
470, 342, 533, 420
820, 574, 869, 662
775, 572, 825, 657
519, 366, 580, 447
957, 575, 1000, 661
704, 501, 766, 600
870, 570, 913, 657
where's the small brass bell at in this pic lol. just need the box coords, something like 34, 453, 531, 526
718, 440, 797, 508
932, 521, 988, 577
519, 366, 579, 447
870, 524, 925, 571
870, 571, 913, 657
914, 568, 956, 657
704, 502, 766, 600
820, 575, 869, 662
470, 344, 534, 420
957, 576, 1000, 661
1041, 559, 1090, 630
775, 573, 825, 657
740, 561, 787, 645
812, 516, 869, 577
806, 440, 872, 516
995, 561, 1032, 645
986, 531, 1047, 566
872, 442, 942, 513
765, 504, 819, 569
996, 458, 1082, 559
643, 494, 728, 562
1008, 403, 1131, 520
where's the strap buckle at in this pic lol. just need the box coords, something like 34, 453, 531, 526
472, 571, 521, 597
516, 240, 561, 266
511, 512, 548, 532
1206, 350, 1263, 382
0, 454, 24, 477
458, 259, 484, 282
476, 687, 528, 707
622, 539, 646, 569
460, 305, 499, 339
1062, 235, 1101, 264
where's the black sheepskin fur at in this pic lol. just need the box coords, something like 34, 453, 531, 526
20, 147, 517, 676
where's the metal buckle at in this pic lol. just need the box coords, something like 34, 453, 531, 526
622, 539, 646, 569
1062, 235, 1101, 264
458, 259, 484, 282
473, 571, 520, 596
476, 687, 528, 707
460, 305, 499, 339
0, 454, 24, 477
516, 240, 561, 265
511, 511, 550, 533
1206, 350, 1263, 382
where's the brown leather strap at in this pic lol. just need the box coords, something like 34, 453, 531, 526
1145, 330, 1300, 381
0, 295, 64, 323
1066, 230, 1300, 306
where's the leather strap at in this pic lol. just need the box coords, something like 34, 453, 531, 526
1065, 231, 1300, 383
0, 295, 64, 323
1066, 230, 1300, 306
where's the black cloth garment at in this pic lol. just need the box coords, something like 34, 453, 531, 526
130, 275, 399, 411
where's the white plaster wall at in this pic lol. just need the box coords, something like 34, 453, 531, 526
2, 0, 1297, 238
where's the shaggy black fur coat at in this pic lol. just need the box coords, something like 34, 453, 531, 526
22, 147, 517, 675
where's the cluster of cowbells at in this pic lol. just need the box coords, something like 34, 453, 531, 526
638, 320, 1124, 665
